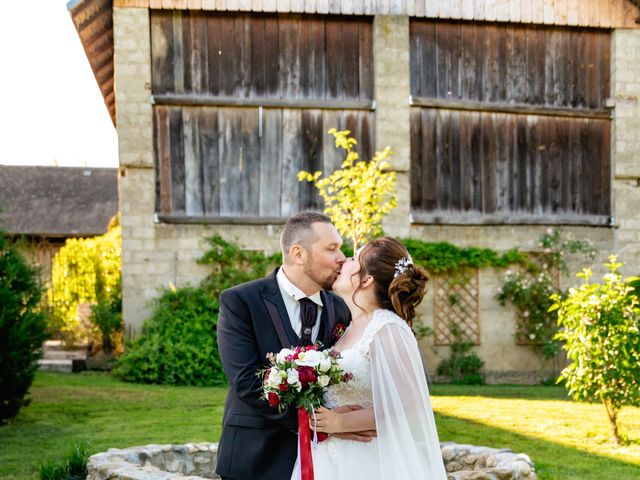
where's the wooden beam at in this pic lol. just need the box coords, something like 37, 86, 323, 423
152, 94, 376, 110
157, 214, 289, 224
410, 96, 612, 120
410, 211, 612, 226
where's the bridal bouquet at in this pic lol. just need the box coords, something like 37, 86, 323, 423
260, 344, 352, 480
260, 344, 352, 414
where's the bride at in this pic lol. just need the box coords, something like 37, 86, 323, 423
292, 236, 447, 480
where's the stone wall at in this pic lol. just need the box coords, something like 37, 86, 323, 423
87, 442, 537, 480
115, 9, 638, 379
612, 29, 640, 275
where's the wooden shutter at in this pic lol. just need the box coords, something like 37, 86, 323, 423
409, 21, 611, 225
151, 11, 375, 221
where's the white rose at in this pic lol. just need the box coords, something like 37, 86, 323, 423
266, 368, 282, 388
287, 368, 301, 387
318, 357, 332, 373
294, 349, 324, 367
276, 348, 294, 363
318, 375, 330, 387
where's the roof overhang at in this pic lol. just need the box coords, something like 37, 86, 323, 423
68, 0, 115, 126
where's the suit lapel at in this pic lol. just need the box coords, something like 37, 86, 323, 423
261, 269, 300, 348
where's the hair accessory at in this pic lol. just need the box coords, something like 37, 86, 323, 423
394, 255, 413, 278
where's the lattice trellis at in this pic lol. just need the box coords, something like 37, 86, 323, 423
433, 269, 480, 346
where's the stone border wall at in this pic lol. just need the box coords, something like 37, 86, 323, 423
88, 442, 536, 480
88, 443, 219, 480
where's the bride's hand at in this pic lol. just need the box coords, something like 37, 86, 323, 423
311, 406, 343, 434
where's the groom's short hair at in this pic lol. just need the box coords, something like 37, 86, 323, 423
280, 211, 333, 255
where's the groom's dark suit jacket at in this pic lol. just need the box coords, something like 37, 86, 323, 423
215, 268, 350, 480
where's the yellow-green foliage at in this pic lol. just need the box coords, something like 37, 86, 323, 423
298, 129, 397, 249
48, 223, 121, 343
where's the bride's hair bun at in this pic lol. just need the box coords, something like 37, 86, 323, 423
388, 263, 429, 326
355, 237, 429, 327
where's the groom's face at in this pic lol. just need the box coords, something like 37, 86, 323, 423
302, 222, 346, 290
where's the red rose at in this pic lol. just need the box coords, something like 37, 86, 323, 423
297, 366, 318, 387
316, 432, 329, 442
267, 392, 280, 408
278, 382, 288, 392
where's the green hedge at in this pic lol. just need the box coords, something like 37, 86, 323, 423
113, 236, 279, 386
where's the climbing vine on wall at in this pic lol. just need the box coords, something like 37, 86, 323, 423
496, 228, 596, 363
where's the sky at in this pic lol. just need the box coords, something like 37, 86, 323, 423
0, 0, 118, 168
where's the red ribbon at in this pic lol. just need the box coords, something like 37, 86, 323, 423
297, 407, 314, 480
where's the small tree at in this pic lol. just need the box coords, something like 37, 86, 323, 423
550, 256, 640, 445
0, 229, 49, 423
298, 129, 397, 250
48, 218, 121, 347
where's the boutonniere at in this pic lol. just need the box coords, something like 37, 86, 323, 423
332, 323, 347, 342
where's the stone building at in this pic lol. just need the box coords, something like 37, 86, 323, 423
69, 0, 640, 382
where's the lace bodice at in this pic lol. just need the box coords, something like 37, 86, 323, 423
323, 309, 411, 409
323, 345, 373, 408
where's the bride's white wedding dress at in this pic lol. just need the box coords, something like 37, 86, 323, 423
291, 309, 447, 480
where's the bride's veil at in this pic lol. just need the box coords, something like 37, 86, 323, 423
368, 311, 448, 479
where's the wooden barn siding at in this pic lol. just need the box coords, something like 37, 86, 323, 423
410, 21, 611, 224
116, 0, 640, 29
150, 12, 375, 219
410, 22, 611, 111
150, 11, 374, 101
154, 106, 374, 218
410, 110, 611, 220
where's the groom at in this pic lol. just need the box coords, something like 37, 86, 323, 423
215, 212, 370, 479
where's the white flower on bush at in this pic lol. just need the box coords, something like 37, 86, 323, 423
318, 375, 330, 387
294, 349, 325, 367
276, 348, 294, 363
287, 368, 302, 391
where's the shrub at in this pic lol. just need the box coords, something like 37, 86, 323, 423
551, 256, 640, 445
497, 228, 596, 363
88, 275, 123, 355
436, 323, 485, 385
0, 230, 49, 424
48, 220, 121, 346
39, 443, 88, 480
113, 236, 280, 386
112, 286, 224, 385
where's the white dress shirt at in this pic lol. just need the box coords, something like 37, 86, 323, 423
276, 267, 323, 343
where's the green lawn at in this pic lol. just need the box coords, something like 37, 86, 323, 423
0, 373, 639, 480
430, 385, 640, 480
